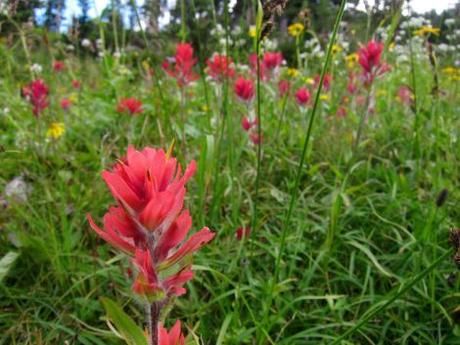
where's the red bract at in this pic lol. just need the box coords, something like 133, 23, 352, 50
358, 40, 389, 87
249, 54, 267, 81
162, 43, 199, 87
53, 60, 65, 72
278, 80, 290, 97
87, 146, 215, 299
314, 73, 332, 91
249, 132, 261, 145
60, 98, 71, 110
116, 97, 143, 115
263, 52, 283, 70
397, 85, 413, 106
72, 79, 81, 89
241, 116, 257, 131
206, 54, 235, 82
234, 77, 255, 102
336, 106, 347, 118
358, 40, 383, 73
22, 79, 49, 117
236, 226, 251, 240
159, 320, 185, 345
295, 87, 311, 106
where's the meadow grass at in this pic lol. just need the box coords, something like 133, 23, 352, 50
1, 3, 460, 345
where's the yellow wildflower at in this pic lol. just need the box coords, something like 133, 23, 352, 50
305, 77, 315, 85
332, 44, 343, 54
389, 42, 395, 51
201, 104, 209, 112
288, 23, 304, 37
376, 89, 387, 97
414, 26, 440, 36
320, 94, 330, 102
442, 67, 457, 75
46, 122, 65, 139
287, 68, 299, 78
345, 53, 359, 68
68, 93, 78, 103
248, 26, 256, 38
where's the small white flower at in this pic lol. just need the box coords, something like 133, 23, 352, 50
445, 18, 455, 26
30, 63, 43, 73
66, 44, 74, 51
113, 50, 121, 58
81, 38, 91, 47
232, 25, 242, 36
5, 176, 30, 204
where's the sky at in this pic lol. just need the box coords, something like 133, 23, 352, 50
60, 0, 456, 30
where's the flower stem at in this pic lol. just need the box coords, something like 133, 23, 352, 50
148, 301, 161, 345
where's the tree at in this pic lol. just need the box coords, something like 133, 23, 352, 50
44, 0, 66, 31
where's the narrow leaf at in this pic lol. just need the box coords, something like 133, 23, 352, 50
101, 297, 148, 345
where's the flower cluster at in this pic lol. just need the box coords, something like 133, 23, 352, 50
22, 79, 49, 117
88, 146, 215, 301
162, 43, 199, 88
116, 97, 144, 115
358, 40, 389, 87
206, 54, 235, 82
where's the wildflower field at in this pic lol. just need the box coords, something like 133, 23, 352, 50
1, 1, 460, 344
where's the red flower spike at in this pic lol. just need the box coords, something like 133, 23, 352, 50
116, 97, 143, 115
158, 320, 185, 345
61, 98, 71, 110
72, 79, 81, 89
357, 40, 388, 87
295, 87, 311, 106
22, 79, 49, 117
263, 52, 283, 70
53, 60, 65, 72
278, 80, 290, 97
234, 77, 255, 102
236, 226, 251, 240
87, 146, 214, 299
206, 54, 235, 82
314, 73, 332, 91
162, 43, 199, 87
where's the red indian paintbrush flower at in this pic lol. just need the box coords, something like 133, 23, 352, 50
60, 98, 71, 110
249, 53, 267, 81
263, 52, 283, 70
162, 43, 199, 87
206, 54, 235, 82
295, 87, 311, 106
241, 116, 257, 131
87, 146, 215, 299
116, 97, 144, 115
236, 226, 251, 240
278, 80, 290, 97
22, 79, 49, 117
159, 320, 185, 345
234, 77, 255, 102
53, 60, 65, 72
314, 73, 332, 91
358, 40, 389, 87
72, 79, 81, 89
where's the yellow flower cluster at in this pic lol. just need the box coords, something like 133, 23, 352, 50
46, 122, 65, 139
332, 44, 343, 54
248, 26, 257, 38
288, 23, 304, 37
345, 53, 359, 68
413, 26, 440, 36
287, 68, 299, 78
442, 66, 460, 81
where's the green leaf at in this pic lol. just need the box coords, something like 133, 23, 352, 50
100, 297, 148, 345
256, 0, 264, 40
0, 251, 20, 283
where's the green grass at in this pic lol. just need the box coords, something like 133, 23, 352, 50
1, 7, 460, 345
